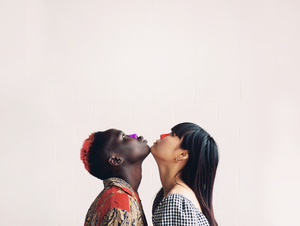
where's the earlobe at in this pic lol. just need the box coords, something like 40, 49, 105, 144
108, 156, 124, 166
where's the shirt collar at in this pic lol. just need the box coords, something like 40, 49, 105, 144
103, 177, 135, 197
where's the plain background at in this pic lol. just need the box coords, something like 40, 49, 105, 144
1, 0, 300, 225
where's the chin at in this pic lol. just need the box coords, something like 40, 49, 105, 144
150, 148, 156, 158
145, 146, 151, 155
143, 146, 151, 158
150, 147, 154, 154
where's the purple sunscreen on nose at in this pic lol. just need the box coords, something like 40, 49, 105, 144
127, 134, 137, 139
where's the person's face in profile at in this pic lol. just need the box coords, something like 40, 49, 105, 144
150, 131, 184, 163
105, 129, 150, 164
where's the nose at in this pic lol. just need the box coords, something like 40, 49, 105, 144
127, 134, 137, 139
160, 133, 169, 140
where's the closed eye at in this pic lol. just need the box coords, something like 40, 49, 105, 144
119, 131, 127, 139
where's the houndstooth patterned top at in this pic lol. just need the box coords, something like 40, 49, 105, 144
152, 188, 210, 226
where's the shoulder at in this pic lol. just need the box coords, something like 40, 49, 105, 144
84, 189, 131, 226
152, 188, 194, 214
152, 193, 209, 226
91, 186, 144, 225
89, 186, 131, 223
170, 185, 202, 211
158, 193, 195, 212
101, 186, 131, 212
153, 193, 194, 220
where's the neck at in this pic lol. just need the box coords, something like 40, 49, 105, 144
156, 161, 183, 196
118, 163, 143, 192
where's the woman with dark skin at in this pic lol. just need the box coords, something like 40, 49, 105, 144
151, 122, 219, 226
80, 129, 150, 226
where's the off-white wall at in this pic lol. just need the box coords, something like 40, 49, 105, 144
1, 0, 300, 225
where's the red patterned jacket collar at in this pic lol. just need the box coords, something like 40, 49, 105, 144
103, 177, 141, 204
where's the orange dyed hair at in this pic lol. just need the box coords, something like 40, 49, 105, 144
80, 133, 95, 173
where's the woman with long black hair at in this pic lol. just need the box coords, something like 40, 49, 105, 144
151, 122, 219, 226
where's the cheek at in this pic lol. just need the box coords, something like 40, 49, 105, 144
154, 140, 172, 155
130, 141, 149, 156
158, 138, 172, 149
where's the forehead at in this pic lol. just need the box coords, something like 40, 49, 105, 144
105, 128, 120, 134
104, 129, 122, 138
100, 129, 121, 149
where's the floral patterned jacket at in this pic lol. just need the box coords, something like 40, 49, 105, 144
84, 177, 148, 226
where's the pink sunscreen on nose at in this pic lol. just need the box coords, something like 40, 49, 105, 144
160, 133, 169, 139
127, 134, 137, 139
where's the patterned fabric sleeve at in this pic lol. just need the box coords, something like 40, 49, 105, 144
84, 178, 147, 226
100, 208, 132, 226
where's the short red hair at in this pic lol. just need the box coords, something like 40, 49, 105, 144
80, 133, 95, 173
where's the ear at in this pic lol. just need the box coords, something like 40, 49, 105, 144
177, 150, 189, 161
108, 155, 124, 166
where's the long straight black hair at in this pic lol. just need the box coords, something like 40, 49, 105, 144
172, 122, 219, 226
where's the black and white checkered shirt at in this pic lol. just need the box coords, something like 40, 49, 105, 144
152, 188, 210, 226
